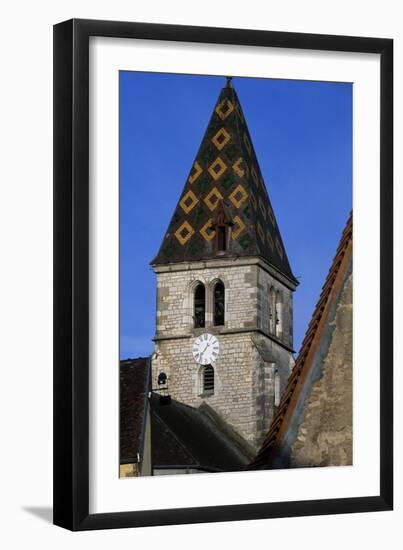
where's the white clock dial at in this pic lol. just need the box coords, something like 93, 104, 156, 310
192, 333, 219, 365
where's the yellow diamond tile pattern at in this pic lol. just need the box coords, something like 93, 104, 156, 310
179, 190, 199, 214
232, 157, 246, 177
208, 157, 227, 181
215, 98, 234, 120
188, 161, 203, 183
204, 186, 223, 211
175, 221, 195, 245
275, 237, 284, 259
229, 184, 248, 209
153, 86, 295, 283
212, 127, 231, 151
231, 215, 246, 240
199, 219, 216, 241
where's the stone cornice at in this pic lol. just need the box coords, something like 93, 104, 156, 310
153, 327, 294, 353
151, 256, 298, 291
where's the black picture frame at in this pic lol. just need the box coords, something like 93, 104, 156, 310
53, 18, 393, 531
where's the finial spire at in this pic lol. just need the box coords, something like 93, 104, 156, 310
226, 76, 233, 88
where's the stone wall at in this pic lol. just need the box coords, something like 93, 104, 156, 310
252, 335, 295, 445
284, 259, 353, 467
153, 333, 259, 447
155, 262, 258, 336
119, 463, 139, 478
152, 258, 296, 450
257, 267, 294, 350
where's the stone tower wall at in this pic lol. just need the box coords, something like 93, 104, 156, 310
257, 267, 294, 350
152, 259, 295, 449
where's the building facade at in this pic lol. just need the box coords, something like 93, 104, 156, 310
151, 79, 298, 450
248, 215, 353, 468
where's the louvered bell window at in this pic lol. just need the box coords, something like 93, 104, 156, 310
203, 365, 215, 394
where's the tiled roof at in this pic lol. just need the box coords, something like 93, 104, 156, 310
119, 357, 151, 464
151, 80, 297, 284
248, 214, 353, 469
151, 394, 251, 471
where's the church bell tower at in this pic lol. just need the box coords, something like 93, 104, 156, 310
151, 79, 298, 450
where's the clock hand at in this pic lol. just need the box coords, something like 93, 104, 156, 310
199, 342, 211, 362
201, 343, 210, 353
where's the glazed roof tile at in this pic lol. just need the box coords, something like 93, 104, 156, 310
151, 80, 297, 284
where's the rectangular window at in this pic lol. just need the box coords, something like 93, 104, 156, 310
217, 226, 227, 251
213, 281, 225, 326
203, 365, 215, 393
194, 284, 206, 328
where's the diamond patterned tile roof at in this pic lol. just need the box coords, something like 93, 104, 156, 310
151, 79, 297, 284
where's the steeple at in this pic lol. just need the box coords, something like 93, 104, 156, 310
151, 79, 297, 285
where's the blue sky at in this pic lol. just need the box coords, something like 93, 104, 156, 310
120, 72, 352, 360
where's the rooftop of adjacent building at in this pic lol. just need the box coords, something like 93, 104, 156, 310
247, 212, 353, 469
120, 356, 252, 472
120, 357, 151, 464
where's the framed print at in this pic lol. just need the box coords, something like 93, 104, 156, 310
53, 19, 393, 530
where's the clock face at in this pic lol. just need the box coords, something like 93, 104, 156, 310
192, 333, 219, 365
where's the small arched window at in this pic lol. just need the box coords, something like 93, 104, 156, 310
269, 286, 276, 334
217, 226, 227, 252
194, 283, 206, 328
213, 280, 225, 326
275, 290, 283, 338
203, 365, 215, 394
